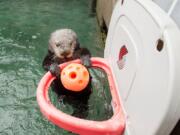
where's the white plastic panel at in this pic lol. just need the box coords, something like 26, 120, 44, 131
109, 16, 139, 101
105, 0, 180, 135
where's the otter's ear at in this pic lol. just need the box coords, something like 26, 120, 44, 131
48, 39, 55, 53
48, 44, 54, 53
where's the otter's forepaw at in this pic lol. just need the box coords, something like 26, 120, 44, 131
81, 55, 91, 68
49, 63, 60, 77
83, 59, 91, 67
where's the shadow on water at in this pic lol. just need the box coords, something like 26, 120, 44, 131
0, 0, 113, 134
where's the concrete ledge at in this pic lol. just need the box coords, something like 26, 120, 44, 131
96, 0, 117, 29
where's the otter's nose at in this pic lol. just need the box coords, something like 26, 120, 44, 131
62, 51, 70, 56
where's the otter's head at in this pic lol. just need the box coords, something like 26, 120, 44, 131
49, 29, 79, 59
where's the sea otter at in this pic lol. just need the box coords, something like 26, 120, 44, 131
42, 29, 92, 118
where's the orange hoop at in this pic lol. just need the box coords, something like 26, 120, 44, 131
36, 57, 125, 135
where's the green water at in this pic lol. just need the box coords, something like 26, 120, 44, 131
0, 0, 113, 134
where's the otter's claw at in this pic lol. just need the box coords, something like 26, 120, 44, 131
49, 63, 60, 77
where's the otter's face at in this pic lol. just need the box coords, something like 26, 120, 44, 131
49, 29, 79, 59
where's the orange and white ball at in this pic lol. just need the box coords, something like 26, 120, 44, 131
61, 63, 90, 92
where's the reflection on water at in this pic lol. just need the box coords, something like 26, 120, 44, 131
0, 0, 112, 134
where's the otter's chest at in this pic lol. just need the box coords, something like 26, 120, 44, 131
54, 57, 75, 64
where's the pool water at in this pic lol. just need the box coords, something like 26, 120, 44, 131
0, 0, 113, 134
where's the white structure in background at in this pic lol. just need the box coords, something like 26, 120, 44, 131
104, 0, 180, 134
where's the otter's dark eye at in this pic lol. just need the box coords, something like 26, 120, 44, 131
56, 44, 60, 47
